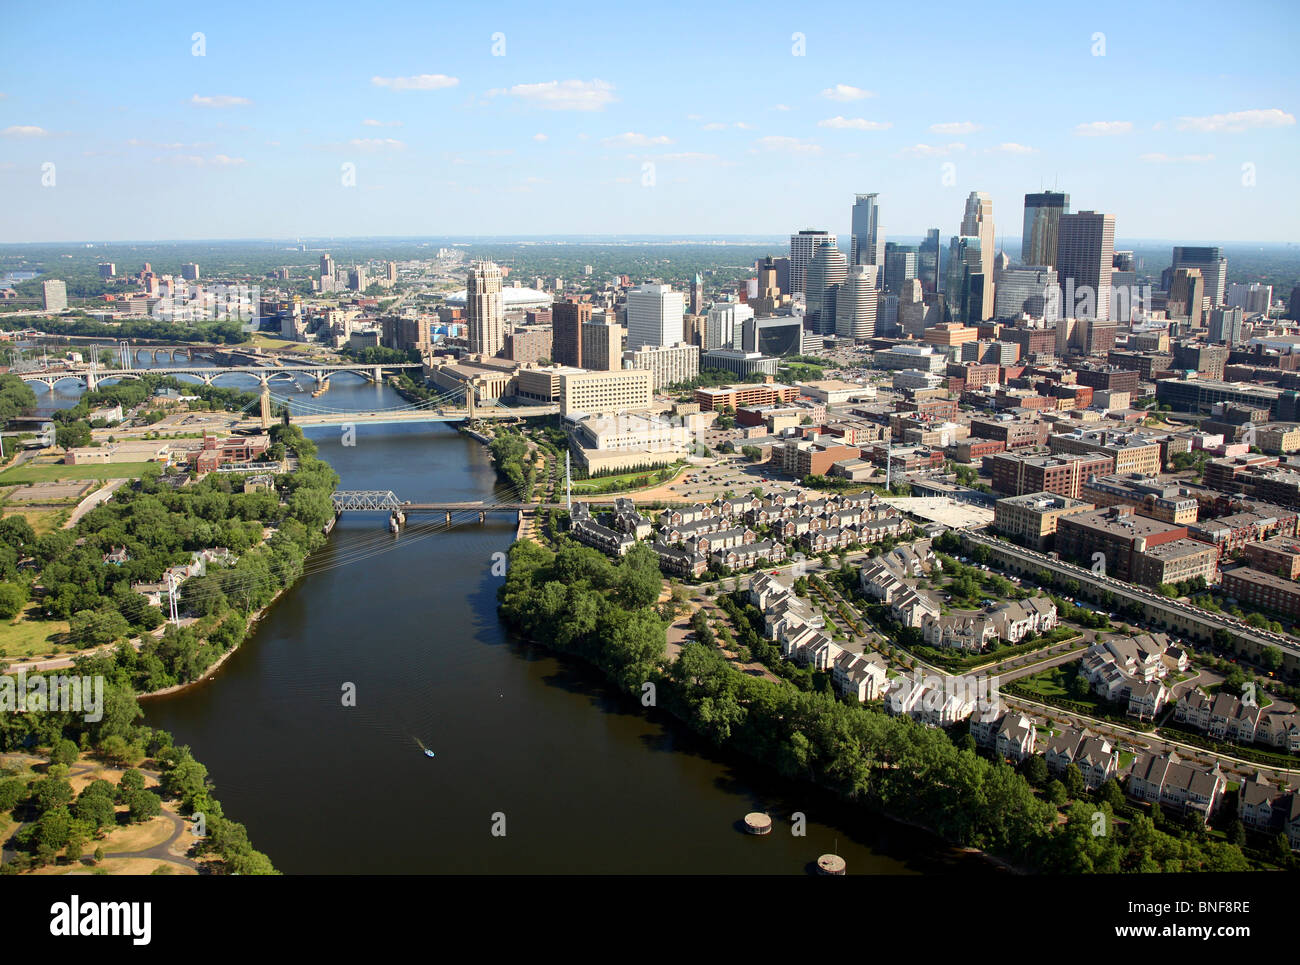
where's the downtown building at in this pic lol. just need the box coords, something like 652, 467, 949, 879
788, 229, 836, 295
622, 343, 700, 391
850, 193, 883, 273
626, 284, 685, 350
467, 261, 506, 357
1021, 191, 1070, 268
1055, 211, 1116, 321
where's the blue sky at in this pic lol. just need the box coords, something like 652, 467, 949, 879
1, 0, 1297, 244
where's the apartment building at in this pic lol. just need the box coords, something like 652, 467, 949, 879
994, 491, 1095, 550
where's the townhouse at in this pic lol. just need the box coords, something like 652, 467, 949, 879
1043, 726, 1119, 790
1126, 751, 1226, 824
970, 710, 1037, 763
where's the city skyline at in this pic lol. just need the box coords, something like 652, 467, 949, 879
0, 0, 1297, 244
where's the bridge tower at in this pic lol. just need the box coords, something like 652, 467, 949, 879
259, 385, 272, 430
466, 382, 476, 420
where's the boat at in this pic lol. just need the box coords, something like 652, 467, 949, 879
423, 749, 436, 758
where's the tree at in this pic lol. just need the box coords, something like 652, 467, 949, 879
1063, 763, 1085, 800
126, 790, 162, 824
1096, 778, 1124, 809
49, 739, 79, 767
116, 768, 146, 803
0, 582, 26, 621
1046, 780, 1068, 807
1019, 755, 1048, 787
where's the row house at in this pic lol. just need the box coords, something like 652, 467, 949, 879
749, 572, 825, 641
800, 526, 859, 554
1126, 679, 1169, 721
612, 499, 653, 539
1126, 751, 1226, 823
716, 494, 760, 517
1237, 774, 1300, 848
832, 649, 888, 702
1044, 726, 1119, 790
970, 710, 1037, 763
922, 611, 999, 653
892, 587, 940, 628
1255, 711, 1300, 752
988, 597, 1058, 642
571, 516, 637, 556
689, 526, 755, 555
885, 675, 977, 728
662, 517, 727, 543
858, 515, 912, 543
658, 503, 717, 528
650, 541, 707, 578
712, 539, 785, 571
1176, 689, 1300, 751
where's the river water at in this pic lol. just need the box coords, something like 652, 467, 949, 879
29, 366, 991, 875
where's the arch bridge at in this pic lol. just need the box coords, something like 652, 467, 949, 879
18, 362, 423, 391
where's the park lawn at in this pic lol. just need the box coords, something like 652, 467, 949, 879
0, 462, 154, 485
2, 507, 68, 535
242, 333, 304, 352
0, 605, 71, 659
1119, 751, 1136, 770
571, 464, 686, 493
1012, 666, 1071, 700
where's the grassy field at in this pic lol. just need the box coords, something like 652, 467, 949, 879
571, 464, 686, 494
1, 508, 69, 535
0, 462, 153, 485
1011, 665, 1072, 700
0, 605, 71, 659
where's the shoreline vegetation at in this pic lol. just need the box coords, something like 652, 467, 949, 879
0, 420, 338, 874
497, 537, 1262, 873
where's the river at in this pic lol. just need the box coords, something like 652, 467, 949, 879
30, 367, 992, 874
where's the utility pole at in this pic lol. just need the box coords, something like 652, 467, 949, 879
166, 573, 179, 625
565, 450, 571, 511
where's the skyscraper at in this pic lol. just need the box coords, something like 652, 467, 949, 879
960, 192, 996, 320
626, 283, 685, 350
181, 263, 200, 281
1208, 307, 1245, 346
689, 273, 704, 315
994, 267, 1060, 323
1021, 191, 1070, 269
552, 300, 592, 367
805, 244, 848, 336
918, 229, 941, 293
1168, 268, 1206, 326
467, 260, 506, 357
788, 229, 836, 295
850, 194, 882, 273
42, 279, 67, 313
1171, 247, 1228, 307
883, 243, 918, 294
320, 254, 335, 279
1055, 211, 1116, 321
944, 237, 985, 325
835, 264, 878, 340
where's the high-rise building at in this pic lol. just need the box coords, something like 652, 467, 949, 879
788, 229, 836, 295
1208, 307, 1245, 346
320, 254, 335, 279
994, 267, 1059, 323
850, 194, 882, 273
918, 229, 941, 293
883, 243, 918, 294
835, 264, 878, 340
771, 257, 791, 296
1021, 191, 1070, 269
552, 300, 592, 367
1226, 282, 1272, 315
1171, 247, 1227, 306
42, 279, 67, 313
386, 261, 398, 285
97, 263, 115, 279
960, 191, 996, 320
622, 343, 700, 391
349, 266, 368, 292
581, 319, 624, 371
1055, 211, 1115, 321
689, 273, 704, 316
704, 300, 754, 351
181, 263, 200, 281
467, 261, 506, 357
626, 283, 685, 350
944, 236, 985, 325
805, 244, 848, 336
1168, 268, 1206, 326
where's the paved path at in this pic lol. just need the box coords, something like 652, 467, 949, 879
63, 478, 129, 529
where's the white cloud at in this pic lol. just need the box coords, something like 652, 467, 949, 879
817, 116, 891, 131
532, 133, 548, 142
753, 135, 821, 155
370, 74, 459, 91
734, 121, 753, 130
929, 121, 980, 135
701, 122, 727, 130
2, 125, 48, 137
348, 138, 405, 151
820, 84, 874, 102
1074, 120, 1133, 136
489, 79, 616, 111
1176, 108, 1294, 132
1139, 152, 1215, 163
362, 118, 403, 127
602, 132, 672, 147
210, 154, 247, 166
897, 142, 965, 158
190, 94, 251, 108
990, 142, 1036, 154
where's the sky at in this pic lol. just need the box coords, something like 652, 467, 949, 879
1, 0, 1298, 245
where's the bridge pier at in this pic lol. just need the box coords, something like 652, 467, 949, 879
445, 511, 452, 525
371, 365, 383, 383
478, 511, 486, 524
